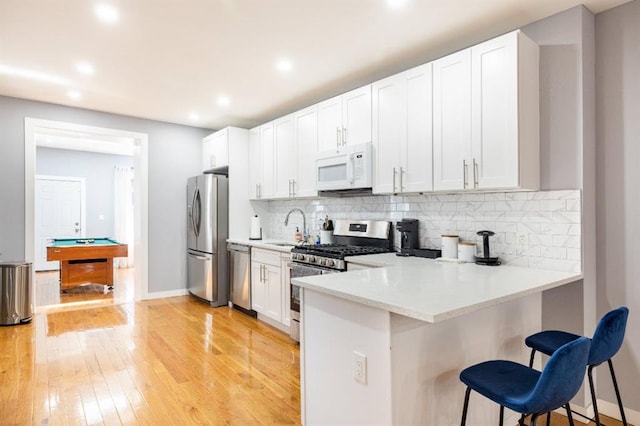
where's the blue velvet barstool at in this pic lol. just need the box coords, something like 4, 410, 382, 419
525, 306, 629, 426
459, 337, 590, 426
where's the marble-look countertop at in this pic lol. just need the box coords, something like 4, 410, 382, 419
226, 238, 297, 254
293, 253, 583, 323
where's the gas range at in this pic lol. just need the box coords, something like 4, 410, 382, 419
291, 245, 390, 270
291, 219, 392, 271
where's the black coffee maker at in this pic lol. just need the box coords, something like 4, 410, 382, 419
396, 219, 419, 257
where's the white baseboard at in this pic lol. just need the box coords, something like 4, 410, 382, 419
256, 313, 290, 334
143, 288, 189, 300
597, 398, 640, 425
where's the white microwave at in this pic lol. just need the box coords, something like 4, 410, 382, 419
316, 143, 372, 192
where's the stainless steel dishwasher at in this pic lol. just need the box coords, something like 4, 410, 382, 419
227, 243, 256, 317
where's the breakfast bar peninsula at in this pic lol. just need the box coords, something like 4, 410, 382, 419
292, 254, 582, 425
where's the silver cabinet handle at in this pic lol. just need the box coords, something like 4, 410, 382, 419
336, 127, 341, 147
392, 167, 397, 193
292, 179, 296, 197
258, 184, 262, 199
463, 160, 468, 189
400, 167, 405, 191
473, 158, 479, 189
342, 127, 347, 146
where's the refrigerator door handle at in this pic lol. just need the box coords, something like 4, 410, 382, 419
194, 188, 202, 237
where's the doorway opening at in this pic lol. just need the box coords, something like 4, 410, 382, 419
25, 118, 149, 311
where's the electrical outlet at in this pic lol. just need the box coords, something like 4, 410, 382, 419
517, 232, 528, 251
353, 351, 367, 385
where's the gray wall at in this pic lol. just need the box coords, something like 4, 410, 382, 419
0, 95, 212, 294
36, 147, 134, 238
596, 0, 640, 410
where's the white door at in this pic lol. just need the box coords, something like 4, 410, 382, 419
248, 127, 261, 199
260, 123, 275, 199
35, 177, 85, 271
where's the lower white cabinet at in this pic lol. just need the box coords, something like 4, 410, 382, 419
250, 247, 293, 328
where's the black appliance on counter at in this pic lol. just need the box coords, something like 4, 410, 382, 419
289, 219, 392, 341
396, 218, 419, 256
475, 230, 501, 266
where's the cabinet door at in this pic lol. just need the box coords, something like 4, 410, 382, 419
260, 123, 275, 198
211, 128, 229, 168
403, 63, 433, 193
273, 115, 296, 198
342, 85, 372, 146
281, 256, 292, 327
251, 261, 266, 313
471, 32, 518, 189
248, 127, 261, 199
372, 73, 403, 194
318, 96, 343, 151
294, 105, 319, 198
202, 134, 214, 171
264, 264, 282, 322
433, 48, 472, 191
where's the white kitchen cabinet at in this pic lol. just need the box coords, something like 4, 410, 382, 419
433, 30, 539, 192
471, 31, 539, 190
273, 114, 296, 198
248, 123, 276, 199
293, 105, 319, 198
248, 127, 261, 199
318, 85, 372, 151
281, 252, 292, 327
373, 63, 433, 194
202, 128, 229, 170
250, 248, 282, 323
433, 48, 473, 191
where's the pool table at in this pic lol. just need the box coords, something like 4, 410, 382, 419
46, 238, 128, 291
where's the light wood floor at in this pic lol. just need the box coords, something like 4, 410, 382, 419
1, 296, 300, 425
35, 268, 135, 311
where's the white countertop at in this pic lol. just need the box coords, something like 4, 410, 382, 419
293, 253, 583, 323
226, 238, 297, 253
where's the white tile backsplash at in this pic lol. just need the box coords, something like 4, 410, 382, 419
257, 190, 582, 273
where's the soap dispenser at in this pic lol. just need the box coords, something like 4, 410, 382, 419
295, 227, 303, 242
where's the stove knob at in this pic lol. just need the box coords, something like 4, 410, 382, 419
326, 259, 335, 267
319, 259, 326, 266
307, 256, 316, 263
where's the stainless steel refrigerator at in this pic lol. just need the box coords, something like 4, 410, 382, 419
187, 174, 228, 307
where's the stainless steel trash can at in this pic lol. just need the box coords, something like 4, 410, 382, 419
0, 261, 33, 325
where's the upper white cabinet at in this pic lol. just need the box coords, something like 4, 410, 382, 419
433, 30, 539, 192
274, 114, 296, 198
248, 123, 275, 199
373, 63, 433, 194
293, 105, 319, 198
318, 85, 372, 151
202, 128, 230, 170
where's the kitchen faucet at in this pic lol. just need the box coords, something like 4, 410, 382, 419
284, 208, 307, 239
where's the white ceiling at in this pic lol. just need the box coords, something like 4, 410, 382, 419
0, 0, 629, 130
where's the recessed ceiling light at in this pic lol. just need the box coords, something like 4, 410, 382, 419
387, 0, 409, 9
276, 59, 293, 73
217, 95, 230, 107
75, 61, 94, 76
189, 113, 200, 121
67, 90, 82, 100
0, 64, 68, 85
95, 3, 119, 23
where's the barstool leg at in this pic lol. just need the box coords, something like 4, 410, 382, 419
528, 349, 536, 367
608, 359, 628, 426
461, 387, 471, 426
587, 365, 602, 426
499, 405, 504, 426
565, 403, 575, 426
531, 413, 539, 426
545, 411, 550, 426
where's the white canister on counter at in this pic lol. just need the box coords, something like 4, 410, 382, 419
320, 230, 334, 244
441, 234, 459, 259
457, 241, 476, 262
